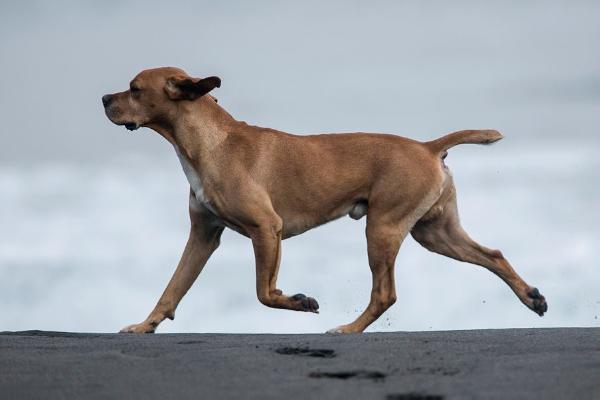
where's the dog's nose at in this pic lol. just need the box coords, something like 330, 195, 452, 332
102, 94, 113, 108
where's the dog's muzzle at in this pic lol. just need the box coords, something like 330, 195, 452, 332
102, 94, 139, 131
102, 94, 113, 108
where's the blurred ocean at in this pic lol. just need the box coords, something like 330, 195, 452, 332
1, 142, 598, 333
0, 1, 599, 332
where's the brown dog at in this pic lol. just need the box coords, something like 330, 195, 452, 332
102, 67, 547, 334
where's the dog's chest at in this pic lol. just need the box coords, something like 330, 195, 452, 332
174, 146, 215, 213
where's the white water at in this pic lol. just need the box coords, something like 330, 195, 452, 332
1, 1, 599, 332
1, 144, 598, 333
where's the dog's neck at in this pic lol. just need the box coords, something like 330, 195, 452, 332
147, 96, 236, 161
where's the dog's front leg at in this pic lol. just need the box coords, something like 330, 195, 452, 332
120, 198, 224, 333
249, 216, 319, 313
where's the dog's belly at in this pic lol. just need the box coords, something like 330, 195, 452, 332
279, 201, 366, 239
281, 216, 337, 239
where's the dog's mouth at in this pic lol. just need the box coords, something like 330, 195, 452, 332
124, 122, 139, 131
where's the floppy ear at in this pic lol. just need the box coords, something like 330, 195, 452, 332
164, 76, 221, 101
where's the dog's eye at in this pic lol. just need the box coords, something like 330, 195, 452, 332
130, 86, 141, 98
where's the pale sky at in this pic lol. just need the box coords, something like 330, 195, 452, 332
1, 1, 599, 165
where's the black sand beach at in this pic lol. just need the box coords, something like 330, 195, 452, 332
1, 328, 598, 400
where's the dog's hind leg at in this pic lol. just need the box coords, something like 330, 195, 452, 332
327, 212, 414, 334
326, 168, 446, 334
411, 185, 547, 316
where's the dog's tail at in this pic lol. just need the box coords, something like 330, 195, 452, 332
426, 130, 503, 153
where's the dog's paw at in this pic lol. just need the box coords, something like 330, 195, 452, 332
119, 322, 156, 334
526, 287, 548, 316
291, 293, 320, 313
326, 325, 353, 334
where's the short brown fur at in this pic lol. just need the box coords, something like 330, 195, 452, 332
102, 67, 546, 334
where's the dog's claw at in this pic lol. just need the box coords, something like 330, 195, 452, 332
526, 287, 548, 316
291, 293, 320, 313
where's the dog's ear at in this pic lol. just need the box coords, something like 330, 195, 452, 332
164, 76, 221, 101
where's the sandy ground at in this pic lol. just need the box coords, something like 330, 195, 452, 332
1, 328, 598, 400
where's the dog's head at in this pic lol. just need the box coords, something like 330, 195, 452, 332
102, 67, 221, 131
